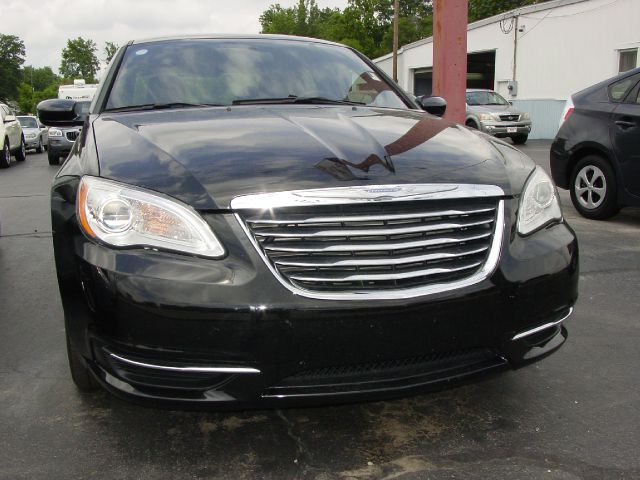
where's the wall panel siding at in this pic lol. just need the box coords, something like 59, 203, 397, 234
512, 99, 566, 139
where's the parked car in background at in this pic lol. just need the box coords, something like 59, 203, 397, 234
17, 115, 48, 153
465, 89, 532, 145
38, 35, 578, 409
1, 103, 26, 168
551, 67, 640, 219
47, 101, 91, 165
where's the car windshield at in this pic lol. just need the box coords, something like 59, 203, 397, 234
106, 39, 407, 110
18, 117, 39, 128
466, 91, 510, 106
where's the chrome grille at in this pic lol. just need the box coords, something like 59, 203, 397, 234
233, 185, 505, 300
65, 130, 80, 142
499, 114, 520, 122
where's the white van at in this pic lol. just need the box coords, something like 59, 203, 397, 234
58, 79, 98, 101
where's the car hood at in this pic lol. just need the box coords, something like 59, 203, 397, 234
21, 127, 40, 134
93, 106, 534, 210
467, 104, 526, 115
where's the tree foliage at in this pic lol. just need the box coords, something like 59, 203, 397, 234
468, 0, 551, 23
0, 34, 26, 101
260, 0, 552, 59
104, 41, 119, 64
17, 66, 61, 114
260, 0, 434, 58
60, 37, 100, 83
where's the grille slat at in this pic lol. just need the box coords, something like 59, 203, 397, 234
252, 216, 494, 238
274, 245, 488, 268
288, 260, 483, 282
65, 130, 80, 142
263, 231, 492, 253
234, 190, 503, 297
245, 206, 495, 225
499, 114, 520, 122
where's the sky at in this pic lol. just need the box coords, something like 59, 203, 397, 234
3, 0, 350, 72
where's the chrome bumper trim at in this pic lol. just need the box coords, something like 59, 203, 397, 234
109, 353, 260, 374
512, 308, 573, 341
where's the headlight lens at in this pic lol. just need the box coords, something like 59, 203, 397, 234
26, 133, 37, 139
77, 176, 224, 258
517, 167, 562, 235
478, 113, 494, 121
521, 112, 530, 120
48, 128, 63, 137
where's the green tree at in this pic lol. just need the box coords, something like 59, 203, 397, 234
17, 66, 60, 114
104, 41, 119, 63
0, 34, 26, 101
259, 0, 434, 59
468, 0, 551, 22
21, 66, 60, 92
60, 37, 100, 83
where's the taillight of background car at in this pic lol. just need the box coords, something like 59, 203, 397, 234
559, 97, 574, 127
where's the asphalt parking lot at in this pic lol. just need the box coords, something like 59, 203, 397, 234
0, 140, 639, 480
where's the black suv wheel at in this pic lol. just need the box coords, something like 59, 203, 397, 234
512, 134, 528, 145
48, 151, 60, 165
1, 140, 10, 168
15, 137, 26, 162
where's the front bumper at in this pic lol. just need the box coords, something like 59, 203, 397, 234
48, 137, 75, 156
480, 121, 532, 137
24, 136, 40, 149
53, 193, 578, 409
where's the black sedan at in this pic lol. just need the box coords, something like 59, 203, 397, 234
38, 35, 578, 409
551, 67, 640, 219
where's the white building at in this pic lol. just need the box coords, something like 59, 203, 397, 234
373, 0, 640, 139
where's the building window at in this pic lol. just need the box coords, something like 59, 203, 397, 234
619, 49, 638, 73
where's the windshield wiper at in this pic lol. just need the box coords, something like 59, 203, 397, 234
103, 102, 225, 112
232, 96, 366, 106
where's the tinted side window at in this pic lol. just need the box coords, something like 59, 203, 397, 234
609, 73, 640, 102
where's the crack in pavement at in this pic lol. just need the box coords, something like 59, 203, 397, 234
0, 232, 52, 238
0, 194, 49, 198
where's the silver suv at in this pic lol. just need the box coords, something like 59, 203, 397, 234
465, 89, 532, 145
1, 103, 26, 168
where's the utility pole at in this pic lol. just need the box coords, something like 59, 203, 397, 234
432, 0, 468, 123
513, 15, 519, 82
392, 0, 399, 82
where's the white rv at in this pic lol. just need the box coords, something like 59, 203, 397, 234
58, 79, 98, 101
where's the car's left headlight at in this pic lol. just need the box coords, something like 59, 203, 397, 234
521, 112, 530, 120
478, 113, 495, 121
517, 167, 562, 235
48, 128, 63, 137
77, 176, 225, 258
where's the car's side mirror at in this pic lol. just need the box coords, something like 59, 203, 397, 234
37, 99, 86, 127
417, 96, 447, 117
4, 114, 16, 123
508, 101, 513, 105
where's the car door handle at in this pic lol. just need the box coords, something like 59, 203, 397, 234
615, 120, 635, 129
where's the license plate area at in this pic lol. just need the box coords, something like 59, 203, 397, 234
507, 127, 517, 133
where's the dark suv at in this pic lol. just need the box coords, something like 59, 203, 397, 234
551, 67, 640, 219
38, 35, 578, 409
47, 101, 91, 165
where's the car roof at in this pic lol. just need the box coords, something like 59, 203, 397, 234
17, 115, 36, 118
130, 34, 345, 48
574, 66, 640, 102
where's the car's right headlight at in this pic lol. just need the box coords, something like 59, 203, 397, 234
77, 176, 225, 258
48, 128, 63, 137
478, 113, 494, 121
517, 167, 563, 235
